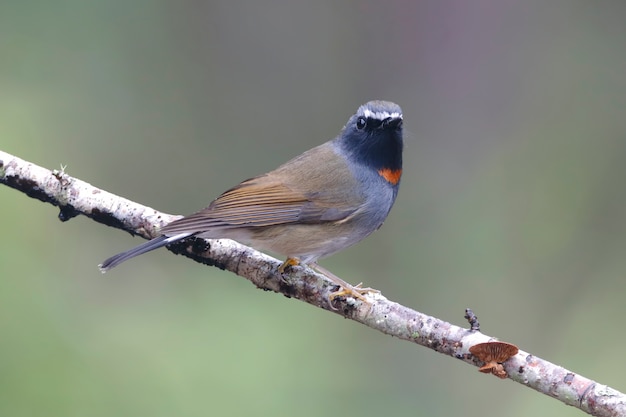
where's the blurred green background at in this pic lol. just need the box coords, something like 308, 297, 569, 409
2, 1, 625, 416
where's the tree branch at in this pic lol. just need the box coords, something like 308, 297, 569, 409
1, 149, 623, 416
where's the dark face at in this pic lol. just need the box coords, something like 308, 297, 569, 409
339, 101, 404, 173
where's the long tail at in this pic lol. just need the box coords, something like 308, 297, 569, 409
99, 232, 192, 273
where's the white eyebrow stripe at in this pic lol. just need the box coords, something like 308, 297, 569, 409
362, 109, 403, 120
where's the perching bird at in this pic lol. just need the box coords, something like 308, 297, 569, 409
100, 100, 403, 302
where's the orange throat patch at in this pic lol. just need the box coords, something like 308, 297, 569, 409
378, 168, 402, 185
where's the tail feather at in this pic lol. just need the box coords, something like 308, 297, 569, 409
99, 233, 192, 273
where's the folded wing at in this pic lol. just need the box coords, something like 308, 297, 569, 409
160, 175, 357, 235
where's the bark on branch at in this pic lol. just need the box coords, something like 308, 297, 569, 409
1, 149, 623, 416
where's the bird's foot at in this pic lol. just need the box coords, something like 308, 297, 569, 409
278, 257, 300, 273
279, 258, 379, 307
311, 262, 379, 305
328, 282, 380, 303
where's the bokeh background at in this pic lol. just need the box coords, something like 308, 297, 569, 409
2, 1, 626, 416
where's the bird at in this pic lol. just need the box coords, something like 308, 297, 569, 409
99, 100, 404, 303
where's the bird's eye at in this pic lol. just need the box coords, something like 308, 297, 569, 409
356, 116, 367, 130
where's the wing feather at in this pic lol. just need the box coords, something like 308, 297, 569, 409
160, 175, 356, 235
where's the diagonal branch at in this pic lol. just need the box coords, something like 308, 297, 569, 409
1, 149, 624, 416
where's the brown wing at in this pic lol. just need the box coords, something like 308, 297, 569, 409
160, 174, 357, 235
